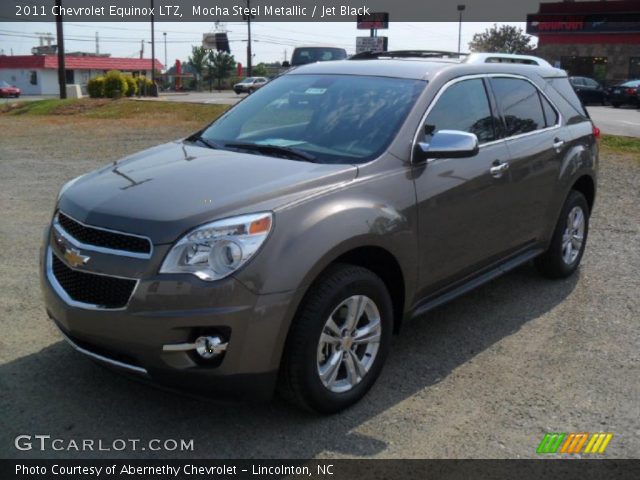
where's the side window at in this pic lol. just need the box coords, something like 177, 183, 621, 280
585, 78, 599, 88
30, 71, 38, 85
423, 78, 496, 144
540, 94, 559, 128
491, 78, 546, 137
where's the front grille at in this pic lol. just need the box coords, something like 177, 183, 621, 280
58, 212, 152, 255
52, 253, 136, 309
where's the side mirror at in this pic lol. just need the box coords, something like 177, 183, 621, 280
282, 61, 290, 68
413, 130, 479, 162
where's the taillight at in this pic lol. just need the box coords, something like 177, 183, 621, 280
625, 88, 637, 95
593, 125, 601, 140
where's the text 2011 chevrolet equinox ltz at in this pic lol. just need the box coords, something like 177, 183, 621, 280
41, 53, 598, 413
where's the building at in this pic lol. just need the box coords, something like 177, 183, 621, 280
527, 0, 640, 84
0, 54, 163, 95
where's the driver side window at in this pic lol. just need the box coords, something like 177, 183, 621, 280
423, 78, 497, 144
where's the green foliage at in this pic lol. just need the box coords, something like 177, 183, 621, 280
468, 24, 535, 54
123, 75, 138, 97
251, 63, 269, 77
188, 46, 208, 90
208, 50, 236, 90
103, 70, 128, 98
87, 76, 105, 98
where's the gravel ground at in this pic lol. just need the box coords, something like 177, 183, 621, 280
0, 116, 638, 459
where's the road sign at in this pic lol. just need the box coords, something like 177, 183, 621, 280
356, 36, 388, 54
357, 12, 389, 30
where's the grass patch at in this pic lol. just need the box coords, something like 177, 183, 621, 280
601, 135, 640, 156
1, 98, 228, 124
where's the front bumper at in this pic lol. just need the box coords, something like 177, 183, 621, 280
40, 225, 295, 400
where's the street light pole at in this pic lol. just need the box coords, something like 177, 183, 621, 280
246, 0, 252, 77
163, 32, 167, 72
150, 0, 155, 86
457, 4, 466, 56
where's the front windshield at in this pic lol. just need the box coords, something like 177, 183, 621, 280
240, 77, 255, 84
0, 81, 11, 87
200, 74, 426, 164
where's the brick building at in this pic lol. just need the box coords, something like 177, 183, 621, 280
527, 0, 640, 84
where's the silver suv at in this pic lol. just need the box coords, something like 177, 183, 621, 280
42, 52, 598, 413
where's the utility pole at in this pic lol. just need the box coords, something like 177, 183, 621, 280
140, 39, 144, 59
457, 5, 466, 56
150, 0, 156, 85
246, 0, 252, 77
54, 0, 66, 99
95, 31, 99, 55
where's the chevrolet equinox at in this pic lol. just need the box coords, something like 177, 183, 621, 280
41, 52, 598, 413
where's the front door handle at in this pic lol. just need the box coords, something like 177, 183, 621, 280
553, 138, 565, 150
490, 160, 509, 178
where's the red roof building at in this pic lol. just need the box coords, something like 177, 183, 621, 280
0, 55, 163, 95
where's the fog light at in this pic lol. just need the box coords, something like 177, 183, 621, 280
195, 336, 228, 359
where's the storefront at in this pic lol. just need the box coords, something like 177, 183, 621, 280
527, 0, 640, 85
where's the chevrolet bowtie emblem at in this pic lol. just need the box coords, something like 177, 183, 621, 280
63, 248, 90, 268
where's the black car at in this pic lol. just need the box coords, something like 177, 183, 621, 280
607, 80, 640, 108
569, 77, 607, 105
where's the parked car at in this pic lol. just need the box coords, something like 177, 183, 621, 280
233, 77, 268, 94
607, 80, 640, 107
569, 76, 607, 105
285, 46, 348, 67
42, 53, 598, 413
0, 80, 21, 98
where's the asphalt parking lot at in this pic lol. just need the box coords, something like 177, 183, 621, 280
0, 114, 638, 460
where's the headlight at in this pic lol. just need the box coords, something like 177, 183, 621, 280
160, 212, 273, 281
57, 175, 85, 200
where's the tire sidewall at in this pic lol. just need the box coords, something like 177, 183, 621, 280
551, 191, 590, 276
298, 271, 393, 412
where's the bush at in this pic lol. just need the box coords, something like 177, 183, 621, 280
103, 70, 128, 98
87, 76, 105, 98
123, 75, 137, 97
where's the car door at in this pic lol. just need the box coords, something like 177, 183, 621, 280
412, 76, 517, 296
488, 75, 564, 248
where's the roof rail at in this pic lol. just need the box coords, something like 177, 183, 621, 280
349, 50, 466, 61
463, 53, 553, 67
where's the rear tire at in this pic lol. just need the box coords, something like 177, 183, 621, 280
535, 190, 590, 279
279, 264, 393, 414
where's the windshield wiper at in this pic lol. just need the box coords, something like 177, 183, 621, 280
224, 141, 316, 162
187, 134, 223, 150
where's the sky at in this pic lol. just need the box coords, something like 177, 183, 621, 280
0, 21, 532, 67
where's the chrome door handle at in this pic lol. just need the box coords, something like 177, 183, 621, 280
490, 161, 509, 178
553, 138, 565, 150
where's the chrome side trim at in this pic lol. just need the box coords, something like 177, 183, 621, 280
55, 324, 149, 377
54, 212, 153, 260
46, 248, 139, 311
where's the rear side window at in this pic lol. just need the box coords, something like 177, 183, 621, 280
491, 78, 546, 136
540, 94, 559, 127
423, 78, 496, 144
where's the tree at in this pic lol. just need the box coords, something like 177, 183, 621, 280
251, 63, 269, 77
207, 50, 236, 91
188, 46, 207, 90
468, 24, 535, 54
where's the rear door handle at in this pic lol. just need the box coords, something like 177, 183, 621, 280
553, 138, 565, 150
489, 160, 509, 178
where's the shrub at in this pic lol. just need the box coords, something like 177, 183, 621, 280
123, 75, 137, 97
87, 76, 105, 98
103, 70, 128, 98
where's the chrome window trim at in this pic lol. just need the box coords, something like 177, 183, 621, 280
46, 248, 139, 311
55, 211, 153, 260
54, 323, 149, 376
411, 73, 563, 164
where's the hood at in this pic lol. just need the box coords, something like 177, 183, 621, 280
58, 142, 357, 244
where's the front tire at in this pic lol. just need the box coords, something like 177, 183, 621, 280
279, 264, 393, 413
535, 190, 590, 279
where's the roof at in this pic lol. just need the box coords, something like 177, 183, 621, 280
288, 58, 567, 81
0, 55, 163, 71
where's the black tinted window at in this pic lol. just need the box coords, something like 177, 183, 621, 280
491, 78, 546, 136
540, 94, 559, 127
424, 79, 496, 144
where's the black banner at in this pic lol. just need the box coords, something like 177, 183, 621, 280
0, 0, 622, 23
2, 460, 640, 480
